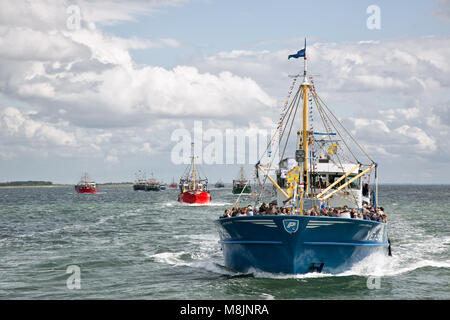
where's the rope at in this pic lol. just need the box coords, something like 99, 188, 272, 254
257, 82, 301, 163
314, 92, 374, 163
254, 87, 303, 205
312, 91, 359, 163
311, 92, 360, 208
280, 89, 301, 161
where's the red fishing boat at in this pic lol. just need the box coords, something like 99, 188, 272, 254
169, 177, 178, 189
178, 143, 211, 204
75, 173, 98, 194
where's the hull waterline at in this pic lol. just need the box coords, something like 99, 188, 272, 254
178, 191, 211, 204
215, 215, 389, 274
232, 186, 251, 194
75, 186, 98, 194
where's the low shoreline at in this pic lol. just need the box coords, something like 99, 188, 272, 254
0, 184, 133, 189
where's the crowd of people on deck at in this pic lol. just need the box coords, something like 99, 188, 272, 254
220, 203, 387, 223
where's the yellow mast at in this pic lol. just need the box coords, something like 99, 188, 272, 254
299, 38, 309, 214
301, 84, 309, 187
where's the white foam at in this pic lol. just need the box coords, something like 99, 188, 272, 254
149, 218, 450, 279
164, 201, 232, 207
260, 293, 275, 300
147, 251, 191, 267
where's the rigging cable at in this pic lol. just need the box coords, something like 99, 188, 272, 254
314, 92, 374, 163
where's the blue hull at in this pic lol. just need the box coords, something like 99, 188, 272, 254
215, 216, 388, 274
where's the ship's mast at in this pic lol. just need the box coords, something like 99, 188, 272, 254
240, 166, 244, 182
192, 142, 196, 191
300, 38, 309, 213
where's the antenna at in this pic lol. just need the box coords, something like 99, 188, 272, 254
302, 38, 308, 85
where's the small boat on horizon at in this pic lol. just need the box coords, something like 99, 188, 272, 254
75, 172, 98, 194
214, 179, 225, 188
145, 174, 161, 191
133, 179, 147, 191
168, 177, 178, 189
178, 143, 211, 204
133, 170, 147, 191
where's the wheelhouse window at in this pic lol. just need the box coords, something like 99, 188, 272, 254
311, 173, 328, 189
328, 174, 360, 190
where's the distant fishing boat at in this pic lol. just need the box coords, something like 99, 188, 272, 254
178, 143, 211, 204
232, 167, 251, 194
215, 179, 225, 188
215, 40, 390, 274
133, 170, 147, 191
75, 172, 98, 194
169, 177, 178, 189
145, 174, 161, 191
133, 180, 146, 190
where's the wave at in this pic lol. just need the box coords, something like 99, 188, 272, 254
148, 233, 450, 280
164, 201, 232, 207
147, 251, 192, 267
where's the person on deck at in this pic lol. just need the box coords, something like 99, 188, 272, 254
340, 207, 351, 218
259, 202, 267, 214
270, 206, 277, 215
371, 209, 382, 222
362, 209, 372, 220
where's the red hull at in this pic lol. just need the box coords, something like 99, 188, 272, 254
178, 191, 211, 204
76, 186, 98, 194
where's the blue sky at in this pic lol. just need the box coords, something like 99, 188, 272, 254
0, 0, 449, 184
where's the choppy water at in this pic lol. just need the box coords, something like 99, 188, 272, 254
0, 185, 448, 299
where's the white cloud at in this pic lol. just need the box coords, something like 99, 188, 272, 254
435, 0, 450, 22
0, 0, 187, 31
192, 39, 450, 168
0, 107, 77, 149
379, 107, 421, 121
394, 125, 437, 152
196, 37, 450, 97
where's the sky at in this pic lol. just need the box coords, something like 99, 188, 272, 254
0, 0, 449, 184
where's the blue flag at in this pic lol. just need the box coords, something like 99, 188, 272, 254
288, 48, 305, 59
288, 38, 306, 60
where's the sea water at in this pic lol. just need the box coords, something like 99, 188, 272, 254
0, 185, 448, 299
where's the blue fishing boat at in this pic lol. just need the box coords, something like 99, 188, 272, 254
216, 215, 388, 274
215, 40, 390, 274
